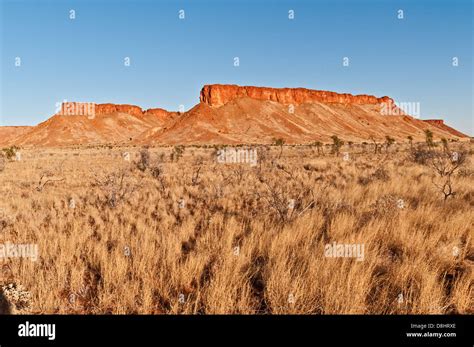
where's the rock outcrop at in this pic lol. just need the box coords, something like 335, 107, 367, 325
423, 119, 444, 126
143, 108, 176, 118
96, 104, 143, 117
59, 102, 143, 117
58, 102, 174, 118
200, 84, 393, 107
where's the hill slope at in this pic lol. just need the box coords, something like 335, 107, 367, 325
142, 91, 468, 145
2, 85, 469, 147
0, 126, 32, 147
11, 104, 176, 147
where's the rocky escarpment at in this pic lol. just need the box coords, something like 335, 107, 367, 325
200, 84, 394, 107
423, 119, 445, 126
2, 85, 468, 147
58, 102, 174, 118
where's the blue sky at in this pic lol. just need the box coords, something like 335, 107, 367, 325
0, 0, 472, 134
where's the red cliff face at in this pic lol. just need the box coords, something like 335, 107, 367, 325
200, 84, 393, 107
423, 119, 445, 125
59, 102, 173, 118
59, 102, 143, 117
96, 104, 143, 117
143, 108, 174, 118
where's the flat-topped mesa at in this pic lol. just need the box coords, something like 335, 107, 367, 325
58, 102, 143, 117
58, 102, 172, 118
200, 84, 393, 107
143, 108, 174, 118
96, 103, 143, 117
423, 119, 445, 125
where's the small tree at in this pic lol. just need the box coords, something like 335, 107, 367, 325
2, 146, 19, 160
441, 138, 449, 152
92, 168, 137, 208
331, 135, 344, 156
428, 151, 466, 200
385, 136, 395, 152
370, 137, 381, 154
273, 138, 285, 159
170, 145, 185, 162
136, 147, 150, 171
424, 129, 434, 148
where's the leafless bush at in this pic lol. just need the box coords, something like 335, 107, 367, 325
136, 147, 150, 172
2, 146, 19, 161
429, 151, 466, 177
170, 145, 185, 162
91, 168, 137, 208
428, 151, 467, 200
410, 146, 436, 165
409, 145, 467, 200
370, 137, 382, 154
150, 164, 166, 193
256, 178, 316, 223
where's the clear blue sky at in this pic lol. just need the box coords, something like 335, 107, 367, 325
1, 0, 472, 134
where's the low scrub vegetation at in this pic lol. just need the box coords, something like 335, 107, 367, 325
0, 142, 472, 314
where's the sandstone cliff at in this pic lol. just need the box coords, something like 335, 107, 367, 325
423, 119, 445, 126
58, 102, 174, 118
200, 84, 393, 107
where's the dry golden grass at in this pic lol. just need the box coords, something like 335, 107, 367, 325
0, 142, 472, 314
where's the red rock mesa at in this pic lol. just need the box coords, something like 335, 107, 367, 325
58, 102, 174, 118
423, 119, 445, 126
200, 84, 394, 107
3, 85, 468, 147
